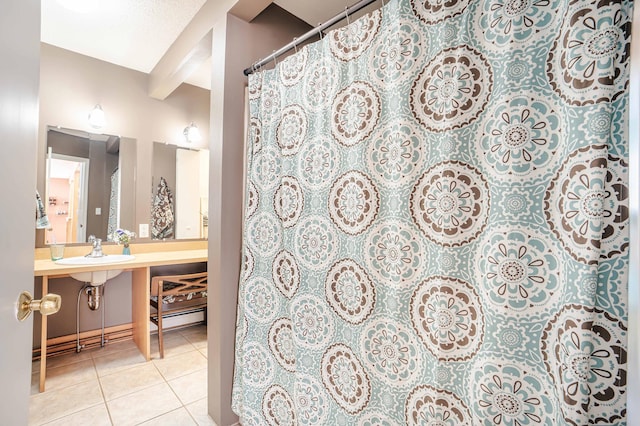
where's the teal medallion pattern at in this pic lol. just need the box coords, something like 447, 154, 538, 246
233, 0, 632, 424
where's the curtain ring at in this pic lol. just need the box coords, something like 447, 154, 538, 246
293, 37, 298, 54
345, 6, 350, 25
273, 50, 277, 68
318, 23, 324, 40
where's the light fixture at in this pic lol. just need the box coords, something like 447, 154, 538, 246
183, 122, 202, 143
88, 104, 106, 129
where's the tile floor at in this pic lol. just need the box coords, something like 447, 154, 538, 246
29, 324, 216, 426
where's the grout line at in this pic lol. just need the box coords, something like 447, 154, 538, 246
185, 397, 208, 426
92, 356, 116, 425
32, 324, 207, 425
39, 402, 107, 426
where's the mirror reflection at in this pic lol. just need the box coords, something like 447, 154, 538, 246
45, 127, 136, 244
152, 142, 209, 240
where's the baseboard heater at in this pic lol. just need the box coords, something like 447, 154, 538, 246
32, 311, 205, 360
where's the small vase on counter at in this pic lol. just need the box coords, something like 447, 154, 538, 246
123, 244, 131, 255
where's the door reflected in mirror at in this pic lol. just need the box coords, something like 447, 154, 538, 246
45, 127, 136, 244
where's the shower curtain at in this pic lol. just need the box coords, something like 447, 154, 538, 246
233, 0, 633, 424
107, 167, 120, 239
151, 176, 175, 239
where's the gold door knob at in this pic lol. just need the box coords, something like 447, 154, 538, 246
17, 291, 61, 322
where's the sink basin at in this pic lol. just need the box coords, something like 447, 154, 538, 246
55, 254, 135, 266
55, 255, 135, 285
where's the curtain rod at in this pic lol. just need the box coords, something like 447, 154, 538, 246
243, 0, 380, 76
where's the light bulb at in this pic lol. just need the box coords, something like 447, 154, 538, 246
184, 122, 201, 143
88, 105, 105, 129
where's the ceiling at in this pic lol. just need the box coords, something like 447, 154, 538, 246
41, 0, 371, 91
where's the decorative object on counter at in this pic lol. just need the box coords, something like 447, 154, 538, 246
151, 177, 175, 239
110, 228, 135, 254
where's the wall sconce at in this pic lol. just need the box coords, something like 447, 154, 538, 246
183, 122, 202, 143
88, 104, 106, 129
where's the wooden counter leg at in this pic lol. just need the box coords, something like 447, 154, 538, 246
131, 267, 151, 361
39, 276, 48, 393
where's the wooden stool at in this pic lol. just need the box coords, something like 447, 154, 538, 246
150, 272, 207, 358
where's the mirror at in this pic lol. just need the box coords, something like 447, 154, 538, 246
152, 142, 209, 240
45, 127, 136, 244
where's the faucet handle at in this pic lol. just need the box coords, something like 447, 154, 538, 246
88, 235, 96, 243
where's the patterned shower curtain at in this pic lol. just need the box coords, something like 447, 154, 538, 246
233, 0, 633, 424
107, 167, 120, 240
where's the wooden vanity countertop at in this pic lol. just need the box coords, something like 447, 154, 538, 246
34, 241, 208, 277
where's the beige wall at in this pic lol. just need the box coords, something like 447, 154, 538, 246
34, 44, 211, 345
207, 5, 312, 425
37, 43, 211, 244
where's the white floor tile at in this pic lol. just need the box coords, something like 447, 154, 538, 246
168, 368, 207, 405
150, 331, 197, 360
38, 359, 97, 393
180, 326, 207, 349
185, 398, 218, 426
138, 407, 197, 425
29, 379, 104, 425
88, 339, 140, 360
30, 324, 212, 426
45, 350, 93, 369
107, 382, 182, 426
93, 346, 147, 377
99, 362, 165, 401
41, 402, 112, 426
153, 350, 207, 381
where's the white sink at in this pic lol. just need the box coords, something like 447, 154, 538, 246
55, 254, 135, 266
55, 255, 135, 285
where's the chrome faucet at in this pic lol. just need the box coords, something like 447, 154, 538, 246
86, 235, 104, 258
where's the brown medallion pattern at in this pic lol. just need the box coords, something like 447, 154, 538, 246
245, 180, 259, 220
410, 161, 490, 247
249, 116, 262, 154
262, 385, 296, 426
303, 59, 340, 111
410, 276, 484, 361
328, 170, 379, 235
272, 250, 300, 299
541, 304, 627, 425
325, 259, 375, 325
279, 48, 308, 87
241, 248, 254, 283
276, 104, 307, 156
545, 145, 629, 265
268, 318, 296, 373
405, 384, 472, 425
410, 0, 471, 25
274, 176, 304, 228
547, 0, 632, 106
410, 45, 493, 132
248, 72, 262, 101
321, 343, 371, 415
329, 10, 381, 62
331, 81, 381, 147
